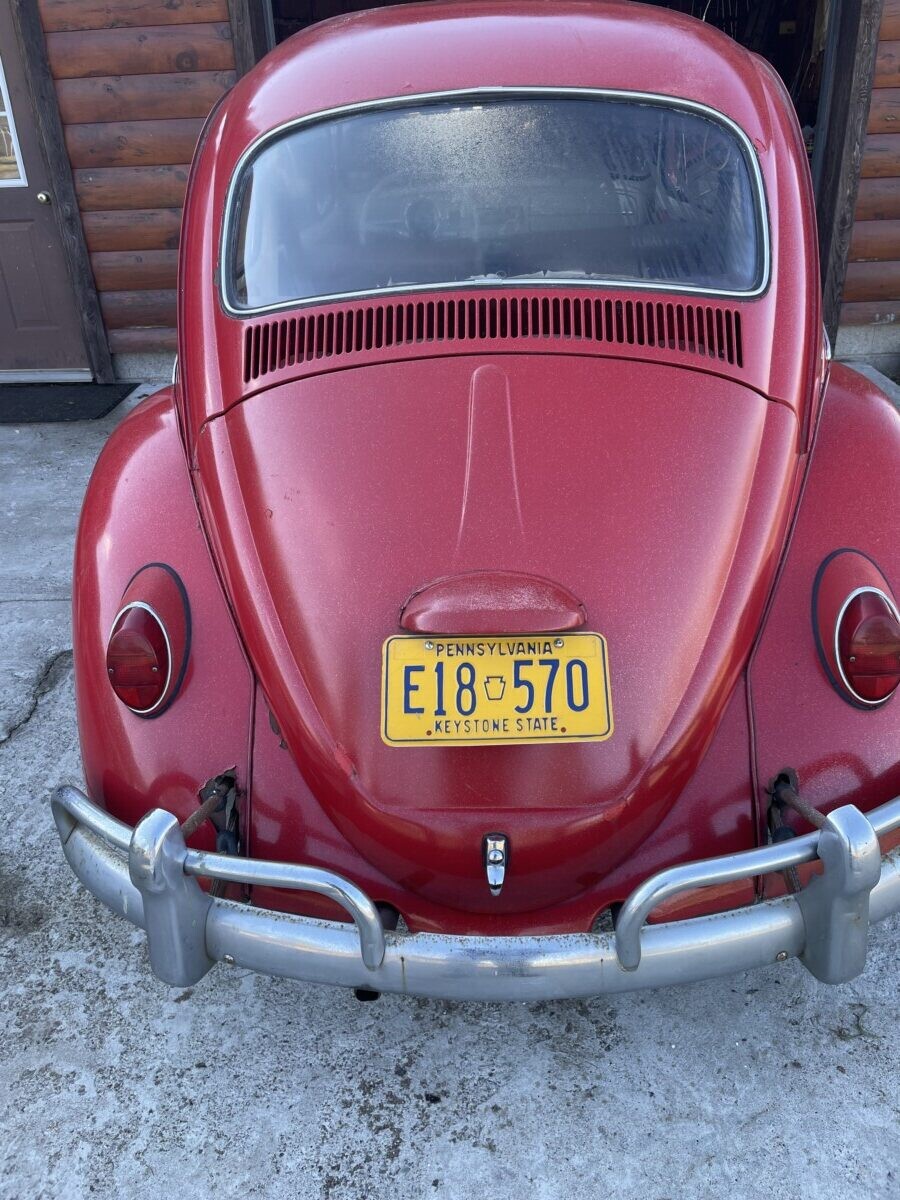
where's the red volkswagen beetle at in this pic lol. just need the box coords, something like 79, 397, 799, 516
54, 0, 900, 1000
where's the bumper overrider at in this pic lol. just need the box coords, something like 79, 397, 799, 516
51, 785, 900, 1000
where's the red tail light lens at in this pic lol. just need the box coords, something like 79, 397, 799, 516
106, 604, 171, 713
836, 590, 900, 705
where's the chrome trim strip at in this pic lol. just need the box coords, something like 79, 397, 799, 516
832, 587, 900, 707
108, 601, 174, 716
50, 786, 900, 998
219, 86, 771, 318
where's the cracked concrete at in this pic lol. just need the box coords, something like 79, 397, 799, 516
0, 650, 73, 747
1, 392, 899, 1200
0, 606, 71, 742
0, 384, 156, 742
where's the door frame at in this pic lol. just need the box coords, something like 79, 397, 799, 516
812, 0, 884, 346
227, 0, 276, 78
9, 1, 114, 383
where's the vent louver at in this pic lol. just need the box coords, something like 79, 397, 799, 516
243, 294, 744, 384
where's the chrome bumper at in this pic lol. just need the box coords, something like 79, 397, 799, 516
51, 786, 900, 1000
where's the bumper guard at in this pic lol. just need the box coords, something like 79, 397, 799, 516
51, 786, 900, 1000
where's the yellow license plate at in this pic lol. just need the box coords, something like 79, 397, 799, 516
381, 633, 613, 746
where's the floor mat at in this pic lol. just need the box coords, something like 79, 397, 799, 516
0, 382, 135, 423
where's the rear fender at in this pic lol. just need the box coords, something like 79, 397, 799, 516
74, 388, 254, 841
750, 363, 900, 892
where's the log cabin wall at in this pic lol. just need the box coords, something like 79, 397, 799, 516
35, 0, 237, 357
29, 1, 898, 374
839, 0, 900, 374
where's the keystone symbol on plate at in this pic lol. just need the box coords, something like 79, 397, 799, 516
484, 676, 506, 701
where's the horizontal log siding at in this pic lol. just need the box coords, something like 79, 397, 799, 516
39, 1, 229, 32
841, 299, 900, 323
849, 216, 900, 259
867, 87, 900, 131
38, 0, 237, 353
842, 1, 900, 335
82, 207, 183, 250
855, 175, 900, 218
74, 164, 192, 209
56, 71, 234, 122
90, 249, 180, 290
108, 327, 178, 351
861, 130, 900, 175
100, 288, 178, 327
844, 258, 900, 298
885, 0, 900, 38
65, 118, 206, 167
45, 23, 235, 78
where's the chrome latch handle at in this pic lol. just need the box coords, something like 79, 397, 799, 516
483, 833, 508, 896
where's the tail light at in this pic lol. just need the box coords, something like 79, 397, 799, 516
813, 550, 900, 709
106, 603, 171, 714
836, 589, 900, 706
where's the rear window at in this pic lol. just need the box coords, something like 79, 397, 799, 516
226, 93, 766, 312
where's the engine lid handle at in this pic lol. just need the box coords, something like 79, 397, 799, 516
400, 570, 586, 636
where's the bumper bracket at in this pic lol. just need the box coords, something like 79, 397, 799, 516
129, 809, 214, 986
798, 805, 882, 983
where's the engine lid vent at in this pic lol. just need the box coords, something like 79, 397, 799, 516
243, 293, 744, 384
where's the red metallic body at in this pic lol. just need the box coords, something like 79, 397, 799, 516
72, 2, 900, 935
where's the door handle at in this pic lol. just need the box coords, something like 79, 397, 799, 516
36, 191, 52, 205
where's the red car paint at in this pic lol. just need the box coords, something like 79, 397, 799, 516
74, 393, 253, 854
73, 2, 900, 935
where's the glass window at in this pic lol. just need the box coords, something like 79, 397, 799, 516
228, 94, 765, 311
0, 55, 27, 187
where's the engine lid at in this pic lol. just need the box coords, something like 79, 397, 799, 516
196, 353, 798, 911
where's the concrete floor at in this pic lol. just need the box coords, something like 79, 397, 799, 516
1, 390, 898, 1200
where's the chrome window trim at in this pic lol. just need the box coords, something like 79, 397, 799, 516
833, 587, 900, 707
0, 55, 28, 189
219, 86, 772, 318
108, 601, 174, 716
